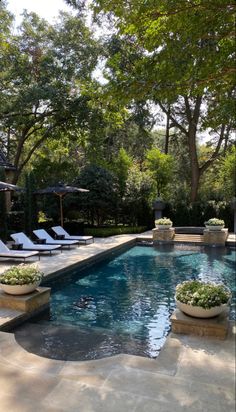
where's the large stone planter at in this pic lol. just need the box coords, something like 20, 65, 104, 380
0, 281, 41, 295
175, 298, 229, 318
153, 227, 175, 242
203, 228, 228, 246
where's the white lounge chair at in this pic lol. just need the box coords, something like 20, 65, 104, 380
33, 229, 79, 248
0, 239, 39, 261
11, 232, 62, 255
51, 226, 94, 244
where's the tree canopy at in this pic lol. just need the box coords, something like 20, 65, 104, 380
0, 3, 101, 182
89, 0, 235, 201
0, 0, 235, 229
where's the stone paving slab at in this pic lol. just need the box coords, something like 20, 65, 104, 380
42, 379, 141, 412
0, 308, 24, 328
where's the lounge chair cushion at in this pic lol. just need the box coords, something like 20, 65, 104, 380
0, 239, 39, 259
51, 226, 94, 243
33, 229, 78, 245
10, 233, 61, 251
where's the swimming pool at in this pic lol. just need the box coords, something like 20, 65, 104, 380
13, 244, 236, 360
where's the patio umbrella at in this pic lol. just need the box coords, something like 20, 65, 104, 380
34, 184, 89, 227
0, 181, 24, 192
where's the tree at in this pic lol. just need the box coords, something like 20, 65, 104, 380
87, 0, 235, 201
76, 164, 119, 225
218, 146, 236, 200
145, 148, 174, 198
0, 6, 100, 183
123, 164, 154, 226
24, 172, 38, 235
81, 99, 155, 166
26, 136, 82, 187
0, 167, 8, 240
110, 148, 132, 197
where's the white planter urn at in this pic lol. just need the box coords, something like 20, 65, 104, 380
205, 225, 224, 231
156, 224, 172, 230
0, 281, 41, 295
175, 298, 228, 318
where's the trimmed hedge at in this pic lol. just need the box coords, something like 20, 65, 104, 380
84, 226, 147, 237
165, 201, 234, 231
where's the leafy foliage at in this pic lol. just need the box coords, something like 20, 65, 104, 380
0, 264, 42, 285
84, 226, 147, 237
109, 148, 132, 197
76, 164, 119, 225
123, 165, 155, 226
0, 1, 234, 228
0, 167, 8, 240
24, 172, 38, 234
218, 146, 236, 200
175, 280, 231, 309
0, 5, 101, 182
145, 148, 174, 197
204, 218, 225, 226
155, 217, 172, 226
90, 0, 235, 201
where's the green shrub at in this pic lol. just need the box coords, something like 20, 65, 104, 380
63, 221, 85, 235
155, 217, 173, 225
7, 211, 25, 233
0, 264, 43, 285
84, 226, 147, 237
66, 210, 82, 220
204, 218, 225, 226
175, 280, 231, 309
167, 201, 233, 230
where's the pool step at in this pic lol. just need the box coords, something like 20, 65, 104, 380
226, 233, 236, 247
173, 234, 204, 243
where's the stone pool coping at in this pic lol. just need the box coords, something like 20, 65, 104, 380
0, 232, 235, 411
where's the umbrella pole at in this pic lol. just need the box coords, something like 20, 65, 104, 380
59, 195, 64, 227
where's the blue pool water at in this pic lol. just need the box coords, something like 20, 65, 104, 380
14, 245, 236, 360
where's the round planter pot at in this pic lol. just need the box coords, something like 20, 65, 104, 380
205, 225, 224, 231
156, 224, 172, 230
175, 298, 228, 318
0, 281, 41, 295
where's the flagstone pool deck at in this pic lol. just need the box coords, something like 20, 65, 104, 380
0, 234, 235, 411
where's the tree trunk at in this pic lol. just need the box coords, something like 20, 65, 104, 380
158, 96, 229, 203
190, 163, 200, 202
188, 125, 200, 202
164, 106, 170, 154
185, 96, 202, 202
